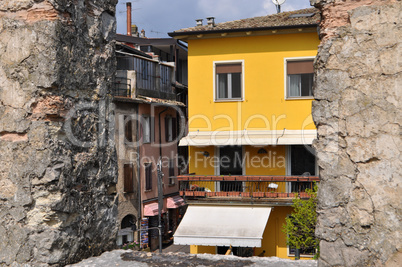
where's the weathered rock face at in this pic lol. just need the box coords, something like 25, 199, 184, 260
0, 0, 118, 266
311, 0, 401, 266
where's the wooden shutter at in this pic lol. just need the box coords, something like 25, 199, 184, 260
124, 164, 134, 193
145, 163, 152, 190
216, 64, 242, 74
287, 60, 314, 75
124, 116, 133, 142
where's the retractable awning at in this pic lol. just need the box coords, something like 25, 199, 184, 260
178, 130, 316, 146
174, 206, 271, 247
143, 202, 165, 216
166, 196, 186, 209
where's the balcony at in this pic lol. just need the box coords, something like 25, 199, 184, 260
176, 175, 319, 202
116, 56, 175, 100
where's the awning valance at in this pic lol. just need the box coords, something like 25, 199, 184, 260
174, 205, 271, 247
178, 130, 316, 146
166, 196, 186, 209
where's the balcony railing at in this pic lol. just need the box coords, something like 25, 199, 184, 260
117, 56, 174, 99
176, 175, 319, 199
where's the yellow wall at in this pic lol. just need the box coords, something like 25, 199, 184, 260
187, 32, 319, 132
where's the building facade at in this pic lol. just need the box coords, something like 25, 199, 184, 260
113, 34, 188, 251
169, 8, 320, 259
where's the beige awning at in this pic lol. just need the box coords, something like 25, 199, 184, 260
179, 130, 317, 146
174, 205, 271, 247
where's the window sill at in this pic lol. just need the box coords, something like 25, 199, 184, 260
168, 183, 176, 187
144, 189, 152, 192
214, 99, 244, 103
285, 96, 314, 100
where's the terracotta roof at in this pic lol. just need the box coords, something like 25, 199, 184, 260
169, 8, 319, 37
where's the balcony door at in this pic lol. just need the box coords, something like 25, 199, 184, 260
286, 145, 317, 193
218, 146, 243, 192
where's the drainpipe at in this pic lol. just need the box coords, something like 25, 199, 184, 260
136, 104, 142, 249
157, 107, 169, 253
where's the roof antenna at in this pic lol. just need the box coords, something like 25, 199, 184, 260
272, 0, 286, 13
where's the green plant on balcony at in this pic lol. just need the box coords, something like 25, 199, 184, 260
282, 184, 319, 259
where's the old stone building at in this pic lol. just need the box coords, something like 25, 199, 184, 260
311, 0, 401, 266
0, 0, 118, 266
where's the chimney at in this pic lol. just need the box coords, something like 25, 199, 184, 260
196, 19, 203, 27
126, 2, 132, 36
140, 29, 145, 38
206, 17, 215, 27
131, 24, 139, 37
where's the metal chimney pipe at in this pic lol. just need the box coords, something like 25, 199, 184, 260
127, 2, 132, 36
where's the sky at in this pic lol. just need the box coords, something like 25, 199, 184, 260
115, 0, 313, 38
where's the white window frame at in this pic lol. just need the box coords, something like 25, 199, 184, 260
142, 115, 151, 144
213, 60, 245, 102
284, 57, 315, 100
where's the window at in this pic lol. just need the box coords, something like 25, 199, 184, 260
215, 62, 243, 100
145, 163, 152, 190
124, 115, 133, 143
124, 163, 134, 193
168, 159, 175, 185
165, 116, 177, 142
289, 145, 316, 193
286, 59, 314, 98
141, 116, 151, 143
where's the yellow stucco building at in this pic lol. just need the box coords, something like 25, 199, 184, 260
169, 8, 320, 259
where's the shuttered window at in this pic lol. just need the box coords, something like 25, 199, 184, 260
215, 62, 243, 100
124, 116, 133, 143
286, 60, 314, 98
145, 163, 152, 190
124, 163, 134, 193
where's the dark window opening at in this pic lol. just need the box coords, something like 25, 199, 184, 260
219, 146, 243, 191
290, 145, 316, 192
145, 163, 152, 190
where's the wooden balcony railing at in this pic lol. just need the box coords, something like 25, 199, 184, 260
175, 175, 319, 199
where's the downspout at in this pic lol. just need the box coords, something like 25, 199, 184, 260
157, 106, 169, 253
136, 104, 142, 248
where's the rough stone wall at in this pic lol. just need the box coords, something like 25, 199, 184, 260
0, 0, 118, 266
311, 0, 401, 266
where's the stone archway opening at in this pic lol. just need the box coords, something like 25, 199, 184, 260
118, 214, 137, 245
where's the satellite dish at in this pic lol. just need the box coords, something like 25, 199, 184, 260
272, 0, 286, 13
